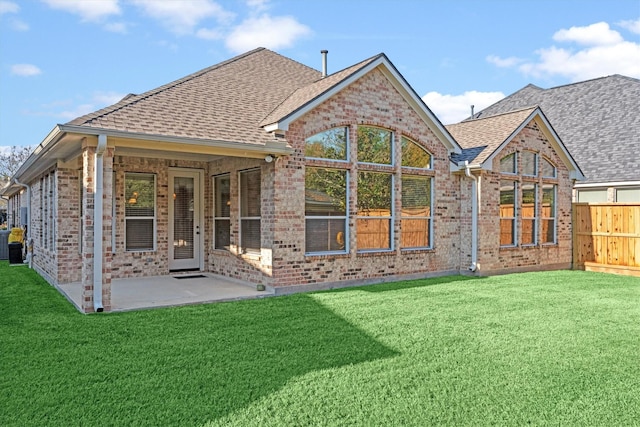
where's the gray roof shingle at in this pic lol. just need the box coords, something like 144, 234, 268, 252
474, 75, 640, 184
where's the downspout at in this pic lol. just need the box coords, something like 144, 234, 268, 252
13, 178, 32, 268
93, 135, 107, 312
463, 161, 478, 272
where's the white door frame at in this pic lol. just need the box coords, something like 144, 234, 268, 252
168, 168, 204, 271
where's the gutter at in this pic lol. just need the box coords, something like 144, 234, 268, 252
93, 135, 107, 312
463, 161, 478, 272
13, 178, 32, 268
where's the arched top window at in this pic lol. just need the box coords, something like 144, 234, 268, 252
541, 157, 557, 178
401, 137, 432, 169
500, 153, 517, 174
521, 150, 537, 176
305, 127, 348, 161
357, 126, 392, 165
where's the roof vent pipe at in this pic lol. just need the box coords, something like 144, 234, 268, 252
471, 105, 475, 118
321, 50, 328, 78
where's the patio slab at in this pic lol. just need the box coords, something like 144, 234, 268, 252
58, 273, 273, 312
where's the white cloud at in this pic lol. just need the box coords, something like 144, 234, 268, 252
92, 91, 126, 106
619, 18, 640, 34
104, 21, 127, 33
225, 14, 311, 53
0, 1, 18, 15
196, 27, 224, 40
9, 18, 29, 31
553, 22, 623, 46
131, 0, 234, 35
486, 55, 523, 68
245, 0, 269, 13
10, 64, 42, 76
422, 91, 505, 125
41, 0, 120, 22
488, 21, 640, 82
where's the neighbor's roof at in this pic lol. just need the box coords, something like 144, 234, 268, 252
68, 48, 322, 146
473, 75, 640, 184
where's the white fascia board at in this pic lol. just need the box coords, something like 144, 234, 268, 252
59, 125, 293, 155
575, 180, 640, 188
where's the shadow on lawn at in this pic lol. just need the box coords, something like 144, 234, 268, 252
1, 268, 400, 426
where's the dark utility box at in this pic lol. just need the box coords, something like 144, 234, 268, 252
8, 242, 23, 264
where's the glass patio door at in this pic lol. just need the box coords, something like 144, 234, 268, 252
168, 169, 202, 270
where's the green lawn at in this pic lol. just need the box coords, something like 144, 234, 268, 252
1, 262, 639, 426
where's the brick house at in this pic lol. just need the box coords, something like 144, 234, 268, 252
1, 48, 583, 312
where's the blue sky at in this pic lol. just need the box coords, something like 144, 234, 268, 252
1, 0, 639, 155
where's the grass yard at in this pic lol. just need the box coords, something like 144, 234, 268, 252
1, 262, 639, 426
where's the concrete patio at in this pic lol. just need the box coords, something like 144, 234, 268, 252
58, 273, 273, 312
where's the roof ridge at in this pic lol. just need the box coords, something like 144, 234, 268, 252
68, 47, 269, 126
540, 74, 640, 92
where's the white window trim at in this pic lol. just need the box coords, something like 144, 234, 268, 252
213, 173, 231, 251
238, 168, 261, 255
521, 183, 538, 246
357, 172, 395, 253
542, 184, 557, 245
304, 169, 350, 256
124, 172, 157, 252
500, 181, 518, 248
401, 175, 433, 250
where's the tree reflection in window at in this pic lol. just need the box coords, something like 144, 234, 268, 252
305, 127, 348, 160
358, 126, 392, 165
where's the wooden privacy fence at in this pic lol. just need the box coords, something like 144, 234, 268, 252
573, 203, 640, 277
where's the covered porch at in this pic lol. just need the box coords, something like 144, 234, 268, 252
58, 273, 273, 312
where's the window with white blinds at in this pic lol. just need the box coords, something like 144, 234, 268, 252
125, 173, 156, 251
214, 174, 231, 250
239, 169, 260, 253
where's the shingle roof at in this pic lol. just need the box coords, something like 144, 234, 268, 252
68, 48, 322, 146
260, 55, 381, 126
447, 107, 537, 165
473, 75, 640, 184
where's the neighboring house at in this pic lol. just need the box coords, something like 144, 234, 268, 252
473, 75, 640, 202
1, 48, 582, 312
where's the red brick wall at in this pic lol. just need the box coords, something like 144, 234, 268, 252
477, 120, 574, 274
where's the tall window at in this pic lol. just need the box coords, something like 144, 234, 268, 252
239, 169, 261, 253
358, 126, 392, 165
357, 172, 393, 251
522, 151, 537, 176
542, 184, 556, 244
500, 181, 517, 246
401, 176, 432, 249
214, 174, 230, 250
521, 183, 537, 245
125, 173, 156, 251
305, 168, 348, 254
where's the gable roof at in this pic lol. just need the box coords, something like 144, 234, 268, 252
262, 53, 461, 154
447, 107, 584, 180
68, 47, 322, 146
473, 75, 640, 184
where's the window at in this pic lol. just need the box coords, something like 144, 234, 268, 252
616, 187, 640, 202
357, 172, 393, 251
401, 137, 432, 169
500, 181, 517, 246
239, 169, 261, 253
358, 126, 392, 164
214, 174, 230, 250
541, 184, 556, 244
577, 189, 607, 203
522, 151, 537, 176
541, 157, 556, 178
305, 127, 348, 160
401, 176, 432, 249
500, 153, 517, 174
521, 183, 537, 245
125, 173, 156, 251
305, 168, 348, 254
